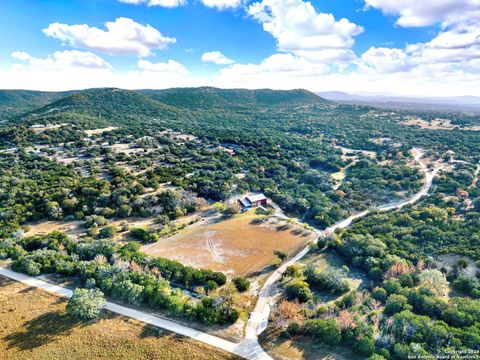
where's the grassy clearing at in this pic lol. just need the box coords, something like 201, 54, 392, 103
298, 250, 366, 303
260, 328, 361, 360
0, 276, 239, 360
142, 211, 316, 276
23, 220, 85, 238
331, 171, 345, 182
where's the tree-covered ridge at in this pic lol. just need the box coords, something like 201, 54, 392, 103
0, 88, 432, 227
142, 87, 327, 110
0, 89, 69, 118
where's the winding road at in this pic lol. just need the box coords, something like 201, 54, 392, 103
0, 148, 439, 360
243, 148, 440, 347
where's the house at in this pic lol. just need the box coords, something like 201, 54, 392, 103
237, 194, 268, 209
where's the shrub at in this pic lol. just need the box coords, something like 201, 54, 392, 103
372, 287, 388, 302
355, 336, 375, 357
303, 319, 341, 345
384, 294, 412, 315
304, 266, 350, 295
129, 227, 158, 243
67, 288, 106, 320
233, 276, 250, 292
457, 258, 468, 269
285, 281, 313, 303
205, 280, 219, 292
285, 322, 302, 337
98, 226, 116, 239
285, 265, 302, 278
274, 250, 288, 262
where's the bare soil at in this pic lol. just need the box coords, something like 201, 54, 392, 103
142, 212, 316, 277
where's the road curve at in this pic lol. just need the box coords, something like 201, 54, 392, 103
245, 147, 438, 341
0, 148, 438, 360
0, 266, 270, 360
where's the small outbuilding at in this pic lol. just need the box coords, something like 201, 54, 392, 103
237, 194, 268, 210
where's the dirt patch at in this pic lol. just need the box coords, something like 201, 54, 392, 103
23, 220, 85, 239
403, 117, 480, 131
84, 127, 118, 136
30, 124, 67, 133
0, 276, 238, 360
109, 143, 147, 155
435, 254, 479, 278
141, 212, 316, 277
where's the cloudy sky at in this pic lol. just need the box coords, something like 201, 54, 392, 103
0, 0, 479, 96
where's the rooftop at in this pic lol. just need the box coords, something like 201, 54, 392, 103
246, 194, 267, 203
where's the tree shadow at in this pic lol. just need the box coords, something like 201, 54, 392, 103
4, 310, 83, 351
0, 276, 15, 286
290, 228, 303, 236
139, 324, 173, 339
276, 224, 290, 231
18, 286, 38, 294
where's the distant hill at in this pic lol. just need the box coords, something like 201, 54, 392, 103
318, 91, 480, 114
15, 88, 187, 129
9, 87, 326, 129
141, 87, 327, 110
0, 90, 68, 118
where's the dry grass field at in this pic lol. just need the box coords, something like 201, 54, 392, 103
0, 276, 239, 360
403, 117, 480, 131
142, 212, 316, 276
260, 328, 360, 360
23, 220, 85, 238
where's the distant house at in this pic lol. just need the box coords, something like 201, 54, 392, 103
237, 194, 268, 209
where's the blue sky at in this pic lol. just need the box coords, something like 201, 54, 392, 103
0, 0, 478, 96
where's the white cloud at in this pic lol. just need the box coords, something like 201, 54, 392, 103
213, 58, 480, 97
2, 50, 200, 91
137, 59, 189, 74
119, 0, 186, 7
364, 0, 480, 27
216, 53, 330, 87
201, 51, 234, 65
43, 17, 176, 57
2, 48, 480, 96
248, 0, 363, 63
361, 21, 480, 75
409, 22, 480, 65
11, 50, 112, 70
361, 47, 415, 73
118, 0, 242, 9
200, 0, 243, 10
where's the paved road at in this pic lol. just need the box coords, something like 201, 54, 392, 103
0, 266, 271, 360
245, 147, 438, 340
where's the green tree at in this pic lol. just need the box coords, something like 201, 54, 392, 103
67, 288, 106, 320
274, 250, 288, 262
233, 276, 250, 292
303, 319, 341, 345
285, 281, 313, 303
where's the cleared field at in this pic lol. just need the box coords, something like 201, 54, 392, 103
260, 328, 360, 360
84, 126, 118, 136
24, 220, 85, 238
142, 212, 316, 276
0, 276, 238, 360
403, 117, 480, 131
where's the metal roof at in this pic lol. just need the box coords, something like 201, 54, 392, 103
238, 198, 252, 207
246, 194, 267, 203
